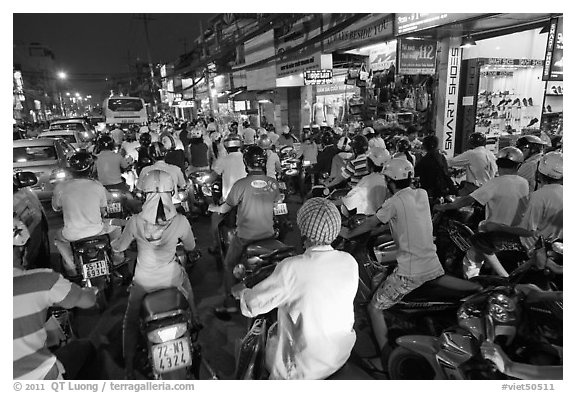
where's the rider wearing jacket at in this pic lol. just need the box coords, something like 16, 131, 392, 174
52, 152, 124, 277
211, 146, 282, 316
112, 169, 199, 379
232, 198, 358, 379
516, 135, 547, 193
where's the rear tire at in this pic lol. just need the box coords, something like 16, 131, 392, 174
388, 346, 435, 380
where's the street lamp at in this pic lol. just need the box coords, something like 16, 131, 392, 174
57, 71, 67, 117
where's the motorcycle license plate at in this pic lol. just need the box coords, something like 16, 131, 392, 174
82, 260, 108, 279
279, 182, 287, 190
274, 203, 288, 216
151, 337, 192, 373
182, 200, 189, 213
107, 202, 122, 214
290, 163, 298, 169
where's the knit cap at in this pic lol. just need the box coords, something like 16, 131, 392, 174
296, 198, 341, 245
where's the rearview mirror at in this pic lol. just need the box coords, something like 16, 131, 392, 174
14, 171, 38, 188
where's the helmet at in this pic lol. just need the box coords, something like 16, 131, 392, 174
190, 128, 202, 138
422, 135, 439, 151
321, 131, 334, 146
496, 146, 524, 163
138, 169, 175, 193
98, 135, 115, 151
148, 142, 167, 161
210, 131, 222, 142
516, 135, 546, 157
281, 125, 290, 134
68, 151, 94, 174
296, 198, 341, 245
161, 134, 176, 150
538, 151, 563, 179
337, 136, 352, 152
333, 126, 343, 136
139, 132, 152, 147
362, 127, 375, 137
257, 134, 273, 150
468, 132, 487, 148
223, 134, 243, 150
396, 138, 411, 153
243, 145, 267, 170
368, 147, 391, 167
351, 135, 369, 155
228, 121, 238, 131
257, 128, 268, 137
383, 158, 414, 180
13, 217, 30, 247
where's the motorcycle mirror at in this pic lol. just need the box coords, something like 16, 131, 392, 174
15, 171, 38, 188
552, 242, 563, 255
233, 264, 246, 280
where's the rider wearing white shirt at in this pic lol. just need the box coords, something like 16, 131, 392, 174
448, 132, 497, 195
233, 198, 358, 379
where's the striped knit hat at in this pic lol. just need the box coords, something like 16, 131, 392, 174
297, 198, 341, 245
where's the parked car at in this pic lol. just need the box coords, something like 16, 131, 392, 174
13, 137, 76, 201
39, 129, 95, 151
13, 171, 51, 269
48, 119, 95, 137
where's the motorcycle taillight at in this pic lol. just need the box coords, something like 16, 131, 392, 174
147, 323, 188, 344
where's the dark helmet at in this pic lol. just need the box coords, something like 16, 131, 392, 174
396, 138, 411, 153
68, 151, 94, 174
422, 135, 439, 151
468, 132, 487, 148
351, 135, 369, 155
148, 142, 167, 161
139, 132, 152, 147
98, 135, 115, 151
321, 131, 334, 146
243, 145, 267, 170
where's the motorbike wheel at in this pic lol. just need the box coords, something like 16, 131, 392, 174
388, 347, 435, 380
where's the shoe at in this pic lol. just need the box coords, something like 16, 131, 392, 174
512, 98, 520, 107
551, 86, 558, 95
528, 97, 533, 106
497, 99, 506, 107
547, 105, 553, 113
522, 98, 528, 107
527, 118, 539, 127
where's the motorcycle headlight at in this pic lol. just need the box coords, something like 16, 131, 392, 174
111, 192, 120, 198
147, 323, 188, 344
178, 191, 186, 201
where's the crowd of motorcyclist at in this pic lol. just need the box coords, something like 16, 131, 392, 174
13, 111, 563, 380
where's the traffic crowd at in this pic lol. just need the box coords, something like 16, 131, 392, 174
14, 114, 563, 380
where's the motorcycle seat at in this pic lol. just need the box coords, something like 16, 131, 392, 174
245, 238, 292, 258
402, 274, 482, 302
70, 234, 110, 251
141, 287, 189, 321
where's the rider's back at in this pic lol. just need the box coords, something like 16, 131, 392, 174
53, 179, 107, 241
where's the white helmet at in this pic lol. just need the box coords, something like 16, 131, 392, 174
382, 158, 414, 180
362, 127, 375, 136
333, 126, 343, 136
257, 128, 268, 137
281, 125, 290, 134
13, 217, 30, 247
190, 128, 202, 138
138, 169, 175, 193
538, 151, 563, 179
368, 147, 391, 167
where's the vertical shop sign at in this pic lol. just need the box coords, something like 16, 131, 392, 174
442, 44, 462, 158
542, 18, 558, 81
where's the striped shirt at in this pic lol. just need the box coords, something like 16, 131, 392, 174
342, 153, 369, 186
13, 268, 82, 379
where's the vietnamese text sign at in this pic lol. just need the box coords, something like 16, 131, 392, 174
488, 58, 543, 67
323, 14, 394, 52
395, 13, 484, 36
397, 39, 437, 75
304, 69, 333, 85
442, 42, 462, 158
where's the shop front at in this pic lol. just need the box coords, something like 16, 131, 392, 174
394, 12, 561, 156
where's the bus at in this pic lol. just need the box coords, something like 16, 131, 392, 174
102, 96, 148, 125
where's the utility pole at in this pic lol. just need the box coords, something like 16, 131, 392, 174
199, 19, 214, 115
135, 14, 157, 111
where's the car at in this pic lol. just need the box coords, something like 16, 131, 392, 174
47, 119, 96, 140
13, 171, 51, 269
39, 129, 95, 151
13, 138, 76, 201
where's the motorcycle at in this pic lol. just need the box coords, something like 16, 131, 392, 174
188, 170, 218, 216
106, 187, 134, 219
278, 146, 300, 196
132, 251, 217, 379
388, 281, 562, 380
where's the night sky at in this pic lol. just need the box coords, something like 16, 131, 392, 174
13, 13, 216, 98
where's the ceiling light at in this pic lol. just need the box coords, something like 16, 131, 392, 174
460, 35, 477, 48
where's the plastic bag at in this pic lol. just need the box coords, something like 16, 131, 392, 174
235, 318, 268, 379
